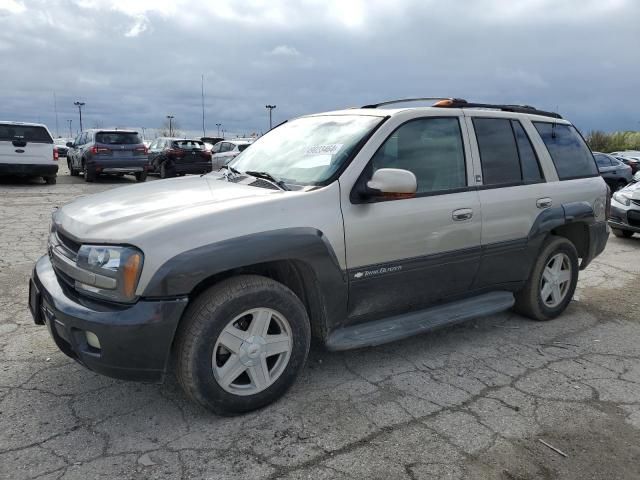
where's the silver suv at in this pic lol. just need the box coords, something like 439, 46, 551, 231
29, 98, 609, 414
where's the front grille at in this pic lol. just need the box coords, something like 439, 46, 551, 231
57, 230, 81, 255
628, 210, 640, 228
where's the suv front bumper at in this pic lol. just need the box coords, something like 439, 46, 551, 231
609, 204, 640, 233
29, 255, 188, 382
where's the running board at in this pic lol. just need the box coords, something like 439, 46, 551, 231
326, 291, 515, 351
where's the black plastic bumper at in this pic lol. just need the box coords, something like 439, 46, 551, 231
608, 206, 640, 233
580, 221, 609, 270
0, 163, 58, 176
30, 255, 188, 382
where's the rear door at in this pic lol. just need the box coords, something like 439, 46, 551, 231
0, 123, 54, 166
465, 114, 550, 288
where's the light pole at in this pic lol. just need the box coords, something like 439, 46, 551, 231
265, 104, 276, 130
74, 101, 85, 132
222, 128, 226, 139
166, 115, 174, 137
216, 123, 222, 137
67, 119, 73, 138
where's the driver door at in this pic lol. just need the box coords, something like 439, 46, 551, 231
341, 115, 482, 322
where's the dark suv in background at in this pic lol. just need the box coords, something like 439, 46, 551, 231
147, 138, 212, 178
66, 130, 148, 182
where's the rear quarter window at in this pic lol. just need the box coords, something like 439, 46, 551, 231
533, 122, 598, 180
0, 124, 53, 143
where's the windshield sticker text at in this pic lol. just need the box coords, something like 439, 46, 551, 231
304, 144, 343, 156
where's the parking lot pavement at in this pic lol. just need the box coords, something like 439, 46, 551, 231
1, 168, 640, 480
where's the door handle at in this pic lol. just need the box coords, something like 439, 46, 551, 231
452, 208, 473, 221
536, 198, 553, 209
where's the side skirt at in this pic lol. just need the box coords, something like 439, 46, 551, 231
326, 291, 514, 351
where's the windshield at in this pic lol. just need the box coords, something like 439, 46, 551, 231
228, 115, 383, 185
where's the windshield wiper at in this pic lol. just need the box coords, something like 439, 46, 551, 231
244, 170, 289, 191
220, 164, 241, 175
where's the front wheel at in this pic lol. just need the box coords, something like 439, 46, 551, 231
514, 236, 579, 321
175, 275, 311, 415
44, 176, 56, 185
135, 171, 147, 182
612, 228, 634, 238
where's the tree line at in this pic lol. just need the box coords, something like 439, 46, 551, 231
585, 131, 640, 153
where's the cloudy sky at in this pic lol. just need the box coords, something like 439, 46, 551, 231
1, 0, 639, 138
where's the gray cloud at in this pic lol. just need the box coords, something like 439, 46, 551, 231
1, 0, 639, 138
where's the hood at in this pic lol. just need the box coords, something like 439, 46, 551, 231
620, 181, 640, 200
55, 175, 281, 242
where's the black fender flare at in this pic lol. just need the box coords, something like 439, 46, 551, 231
142, 227, 348, 332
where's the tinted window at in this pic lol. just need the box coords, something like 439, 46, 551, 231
370, 117, 466, 194
594, 154, 611, 167
0, 124, 53, 143
512, 121, 543, 182
473, 118, 521, 185
533, 123, 598, 179
95, 132, 142, 145
173, 140, 203, 150
238, 144, 250, 152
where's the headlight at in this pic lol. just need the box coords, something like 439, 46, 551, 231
612, 191, 631, 207
75, 245, 144, 303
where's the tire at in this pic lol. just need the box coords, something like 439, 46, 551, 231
44, 176, 56, 185
513, 236, 579, 321
175, 275, 311, 415
68, 159, 79, 176
135, 171, 147, 182
160, 162, 173, 179
611, 228, 634, 238
83, 161, 96, 183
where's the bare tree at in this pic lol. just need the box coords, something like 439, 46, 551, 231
159, 118, 182, 138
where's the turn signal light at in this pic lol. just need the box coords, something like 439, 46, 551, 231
122, 252, 142, 299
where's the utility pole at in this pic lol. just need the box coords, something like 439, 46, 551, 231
73, 101, 85, 132
166, 115, 174, 137
265, 104, 276, 130
53, 92, 59, 137
201, 74, 206, 137
67, 119, 73, 138
216, 123, 222, 137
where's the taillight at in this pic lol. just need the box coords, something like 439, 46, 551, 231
135, 146, 147, 155
167, 148, 184, 158
91, 146, 110, 154
53, 148, 59, 161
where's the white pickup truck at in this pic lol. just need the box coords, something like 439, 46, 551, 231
0, 121, 58, 184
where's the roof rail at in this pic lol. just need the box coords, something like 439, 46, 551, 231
362, 97, 563, 119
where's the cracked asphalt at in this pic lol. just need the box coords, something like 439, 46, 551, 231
2, 166, 640, 479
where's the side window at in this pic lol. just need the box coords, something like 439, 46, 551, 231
533, 122, 599, 180
473, 118, 521, 186
512, 121, 543, 182
221, 142, 232, 152
74, 134, 82, 146
594, 154, 611, 167
370, 117, 467, 194
211, 143, 221, 153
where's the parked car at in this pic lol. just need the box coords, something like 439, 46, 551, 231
614, 155, 640, 174
148, 138, 212, 178
0, 121, 58, 184
609, 179, 640, 238
211, 139, 252, 170
54, 138, 72, 157
30, 98, 609, 414
593, 152, 633, 191
66, 129, 148, 182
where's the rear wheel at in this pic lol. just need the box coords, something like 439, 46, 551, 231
612, 228, 634, 238
135, 171, 147, 182
44, 176, 56, 185
175, 275, 311, 414
514, 236, 579, 321
83, 160, 96, 182
160, 162, 174, 179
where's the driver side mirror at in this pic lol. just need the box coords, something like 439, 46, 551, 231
355, 168, 417, 202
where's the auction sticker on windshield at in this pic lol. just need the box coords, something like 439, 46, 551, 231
304, 144, 343, 156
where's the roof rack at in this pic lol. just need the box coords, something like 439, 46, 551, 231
361, 97, 562, 119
